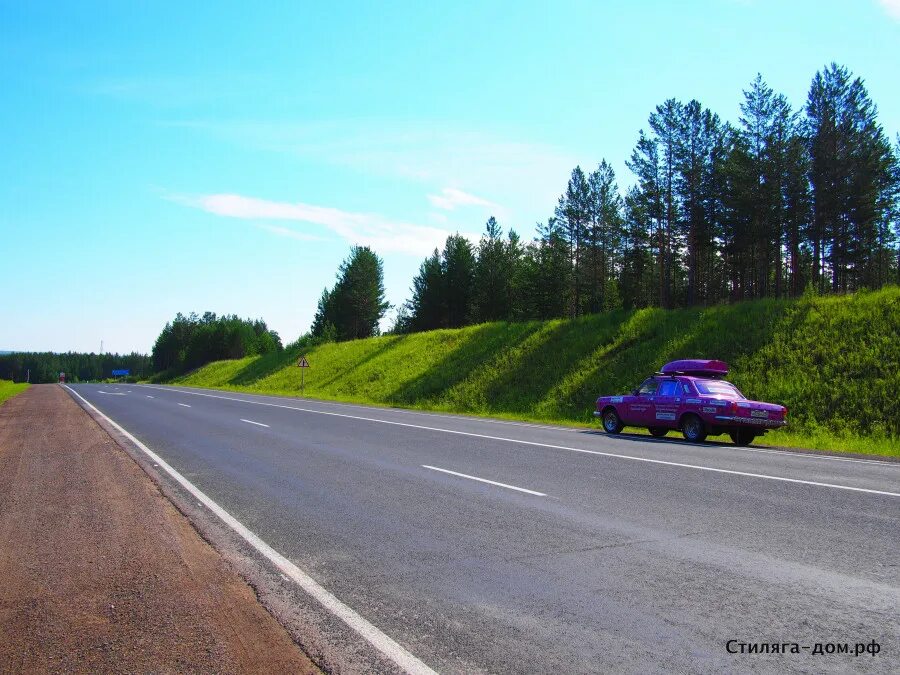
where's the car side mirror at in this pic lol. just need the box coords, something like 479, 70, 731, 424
632, 389, 639, 396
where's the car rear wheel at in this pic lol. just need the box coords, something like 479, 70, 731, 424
729, 429, 756, 446
681, 414, 707, 443
648, 427, 668, 438
601, 409, 624, 434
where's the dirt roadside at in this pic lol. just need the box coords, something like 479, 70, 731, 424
0, 385, 319, 674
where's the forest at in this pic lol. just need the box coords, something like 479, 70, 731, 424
386, 65, 899, 333
0, 351, 152, 384
2, 313, 283, 383
150, 312, 283, 375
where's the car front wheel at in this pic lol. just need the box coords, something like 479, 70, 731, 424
681, 414, 707, 443
602, 409, 624, 434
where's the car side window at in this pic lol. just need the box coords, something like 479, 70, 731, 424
637, 379, 657, 396
658, 380, 679, 397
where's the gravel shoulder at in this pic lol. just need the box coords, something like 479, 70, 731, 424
0, 384, 319, 673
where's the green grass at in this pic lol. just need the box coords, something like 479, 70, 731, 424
0, 380, 29, 406
165, 287, 900, 457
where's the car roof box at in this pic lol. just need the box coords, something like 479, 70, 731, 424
660, 359, 729, 378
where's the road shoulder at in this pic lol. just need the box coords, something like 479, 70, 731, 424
0, 384, 319, 673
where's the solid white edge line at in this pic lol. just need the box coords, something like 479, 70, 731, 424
240, 418, 270, 428
137, 384, 900, 498
63, 384, 435, 675
178, 403, 191, 408
144, 385, 897, 467
423, 465, 547, 496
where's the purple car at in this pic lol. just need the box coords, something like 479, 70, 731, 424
594, 359, 787, 446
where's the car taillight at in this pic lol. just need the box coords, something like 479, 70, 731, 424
731, 401, 739, 416
782, 406, 788, 419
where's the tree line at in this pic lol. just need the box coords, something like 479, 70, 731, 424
151, 312, 283, 374
1, 312, 284, 382
0, 351, 152, 383
390, 64, 898, 332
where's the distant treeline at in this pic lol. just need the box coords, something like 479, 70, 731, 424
1, 313, 285, 382
151, 312, 283, 375
0, 352, 152, 383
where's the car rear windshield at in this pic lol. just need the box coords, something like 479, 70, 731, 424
694, 380, 745, 399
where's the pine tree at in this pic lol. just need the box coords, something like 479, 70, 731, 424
310, 288, 335, 339
473, 217, 508, 322
650, 99, 684, 307
521, 220, 571, 319
555, 167, 591, 316
504, 229, 527, 320
806, 64, 896, 292
407, 249, 445, 332
585, 160, 624, 312
675, 100, 724, 305
620, 187, 655, 308
442, 234, 476, 327
627, 131, 665, 306
311, 246, 388, 341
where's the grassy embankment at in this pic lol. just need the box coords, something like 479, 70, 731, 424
163, 287, 900, 456
0, 380, 29, 406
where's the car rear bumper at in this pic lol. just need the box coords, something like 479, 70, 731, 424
714, 415, 786, 428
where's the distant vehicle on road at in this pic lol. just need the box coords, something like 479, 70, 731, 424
594, 359, 787, 446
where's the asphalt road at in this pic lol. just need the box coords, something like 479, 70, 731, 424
67, 383, 900, 674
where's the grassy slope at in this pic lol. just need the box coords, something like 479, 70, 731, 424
168, 287, 900, 456
0, 380, 29, 406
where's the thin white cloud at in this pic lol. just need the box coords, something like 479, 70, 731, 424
877, 0, 900, 20
427, 187, 499, 212
255, 223, 325, 241
173, 192, 475, 256
161, 120, 578, 227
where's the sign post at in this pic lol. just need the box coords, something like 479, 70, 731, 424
297, 356, 310, 396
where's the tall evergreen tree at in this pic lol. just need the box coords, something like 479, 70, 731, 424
406, 249, 445, 332
806, 63, 896, 292
310, 288, 336, 340
675, 100, 723, 305
473, 217, 510, 323
504, 229, 527, 320
585, 160, 624, 312
620, 187, 655, 309
554, 167, 591, 316
442, 234, 476, 328
650, 99, 684, 307
627, 130, 665, 306
522, 220, 571, 319
311, 246, 389, 341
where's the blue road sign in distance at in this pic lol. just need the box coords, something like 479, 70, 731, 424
111, 369, 130, 376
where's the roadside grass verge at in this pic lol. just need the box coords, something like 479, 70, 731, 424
164, 287, 900, 458
0, 380, 29, 406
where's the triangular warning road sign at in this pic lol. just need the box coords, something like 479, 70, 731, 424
297, 356, 310, 368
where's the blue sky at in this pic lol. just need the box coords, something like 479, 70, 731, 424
2, 0, 899, 353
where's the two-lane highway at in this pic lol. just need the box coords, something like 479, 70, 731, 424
67, 383, 900, 673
